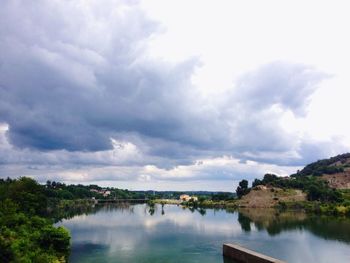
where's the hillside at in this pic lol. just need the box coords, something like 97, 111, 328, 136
237, 185, 306, 208
294, 153, 350, 189
236, 153, 350, 208
321, 173, 350, 189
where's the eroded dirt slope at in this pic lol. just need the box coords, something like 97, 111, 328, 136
237, 186, 306, 208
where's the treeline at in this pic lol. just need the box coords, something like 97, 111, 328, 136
0, 177, 70, 262
45, 180, 147, 200
44, 181, 233, 201
44, 182, 235, 201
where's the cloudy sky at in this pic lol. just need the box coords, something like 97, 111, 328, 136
1, 0, 349, 191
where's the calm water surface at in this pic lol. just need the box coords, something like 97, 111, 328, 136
58, 204, 350, 263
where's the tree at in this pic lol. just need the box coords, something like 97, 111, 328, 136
236, 179, 249, 198
7, 177, 47, 215
262, 174, 278, 184
46, 180, 51, 188
252, 179, 262, 187
239, 180, 248, 189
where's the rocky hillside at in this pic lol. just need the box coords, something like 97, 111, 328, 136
294, 153, 350, 189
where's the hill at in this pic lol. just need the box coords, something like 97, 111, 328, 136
293, 153, 350, 189
236, 153, 350, 208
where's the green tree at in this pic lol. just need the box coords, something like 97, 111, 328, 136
236, 179, 249, 198
7, 177, 47, 215
252, 178, 263, 187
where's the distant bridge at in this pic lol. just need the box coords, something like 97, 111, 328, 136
96, 199, 149, 203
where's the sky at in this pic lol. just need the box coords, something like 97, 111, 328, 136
0, 0, 350, 191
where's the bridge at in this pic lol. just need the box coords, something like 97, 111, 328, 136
95, 199, 149, 203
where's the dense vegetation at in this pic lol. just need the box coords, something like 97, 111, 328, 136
0, 177, 70, 262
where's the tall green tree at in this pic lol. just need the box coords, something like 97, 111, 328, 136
236, 179, 249, 198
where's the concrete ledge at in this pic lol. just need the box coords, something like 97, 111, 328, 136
223, 243, 286, 263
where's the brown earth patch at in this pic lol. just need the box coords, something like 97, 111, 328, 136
237, 186, 306, 208
321, 170, 350, 189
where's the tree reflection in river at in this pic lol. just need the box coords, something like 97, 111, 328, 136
237, 208, 350, 243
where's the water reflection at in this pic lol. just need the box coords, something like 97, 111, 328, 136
148, 206, 155, 216
198, 207, 206, 216
57, 204, 350, 263
237, 212, 251, 232
237, 208, 350, 243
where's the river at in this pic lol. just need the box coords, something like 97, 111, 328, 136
57, 203, 350, 263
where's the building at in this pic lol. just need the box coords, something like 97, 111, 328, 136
180, 194, 190, 201
179, 194, 198, 202
103, 190, 111, 197
90, 188, 111, 197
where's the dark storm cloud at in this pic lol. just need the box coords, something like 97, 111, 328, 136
0, 0, 200, 151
